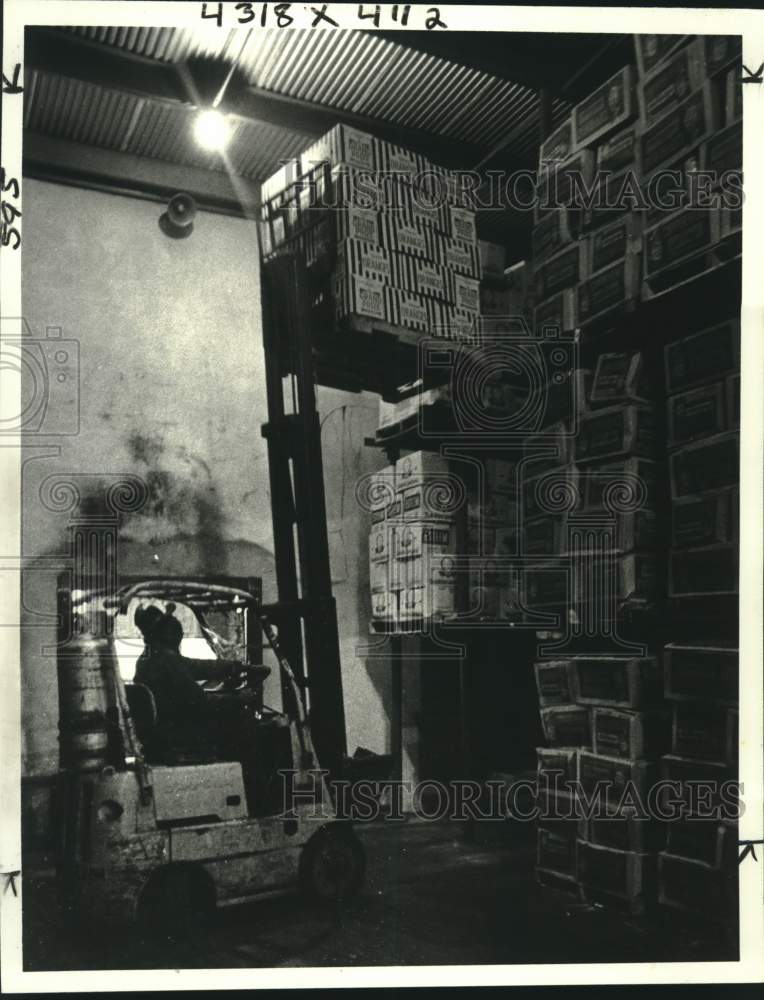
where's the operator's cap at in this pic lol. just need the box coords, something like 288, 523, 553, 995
134, 604, 164, 639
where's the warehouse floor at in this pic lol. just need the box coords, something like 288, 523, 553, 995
22, 819, 735, 971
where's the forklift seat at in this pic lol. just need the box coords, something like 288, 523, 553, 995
125, 682, 157, 746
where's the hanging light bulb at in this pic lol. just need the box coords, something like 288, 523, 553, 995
194, 109, 230, 152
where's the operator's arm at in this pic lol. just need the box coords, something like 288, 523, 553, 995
177, 656, 243, 683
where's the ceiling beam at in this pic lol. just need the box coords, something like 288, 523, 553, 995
25, 27, 520, 173
23, 133, 260, 216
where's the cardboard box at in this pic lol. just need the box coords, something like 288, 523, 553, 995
393, 256, 450, 300
669, 543, 738, 597
537, 827, 578, 879
664, 320, 740, 395
667, 382, 727, 448
522, 516, 568, 557
671, 489, 737, 548
388, 289, 432, 334
399, 583, 458, 621
531, 210, 578, 266
637, 39, 705, 127
334, 238, 394, 285
399, 483, 462, 523
478, 240, 506, 278
593, 707, 670, 760
450, 273, 481, 313
378, 215, 436, 260
578, 751, 656, 807
725, 67, 742, 125
665, 819, 735, 869
578, 840, 655, 906
643, 205, 721, 279
583, 214, 643, 277
301, 124, 377, 174
585, 812, 663, 854
634, 34, 689, 80
571, 656, 662, 709
535, 661, 575, 707
542, 368, 592, 428
534, 242, 586, 302
539, 115, 575, 168
522, 422, 571, 478
575, 404, 655, 463
582, 457, 659, 510
403, 548, 459, 587
537, 746, 579, 784
672, 703, 737, 764
577, 254, 641, 326
700, 118, 743, 180
370, 557, 395, 594
522, 560, 571, 609
658, 852, 737, 917
443, 238, 482, 278
535, 150, 597, 221
448, 205, 478, 244
333, 272, 393, 324
369, 522, 393, 563
374, 138, 424, 177
576, 509, 658, 555
573, 65, 637, 151
396, 451, 450, 488
371, 590, 397, 621
533, 289, 578, 335
596, 124, 641, 173
669, 431, 739, 497
659, 754, 735, 812
663, 643, 738, 706
540, 705, 592, 748
394, 520, 458, 562
573, 553, 659, 605
591, 351, 649, 406
639, 85, 713, 175
701, 34, 742, 78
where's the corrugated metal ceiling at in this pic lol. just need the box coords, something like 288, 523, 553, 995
26, 27, 571, 182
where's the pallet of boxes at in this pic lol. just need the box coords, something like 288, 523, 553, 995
369, 449, 522, 631
658, 317, 740, 923
259, 123, 482, 344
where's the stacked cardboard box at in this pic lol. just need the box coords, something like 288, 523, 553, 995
665, 320, 740, 599
534, 654, 667, 909
259, 124, 483, 338
658, 643, 739, 920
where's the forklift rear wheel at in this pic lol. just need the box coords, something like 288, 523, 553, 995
299, 825, 365, 903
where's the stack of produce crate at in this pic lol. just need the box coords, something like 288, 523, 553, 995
259, 123, 482, 340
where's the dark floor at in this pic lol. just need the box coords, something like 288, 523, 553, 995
23, 819, 736, 970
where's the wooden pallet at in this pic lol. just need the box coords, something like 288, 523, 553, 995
642, 233, 741, 301
536, 867, 585, 899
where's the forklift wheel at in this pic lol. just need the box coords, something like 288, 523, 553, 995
299, 825, 366, 903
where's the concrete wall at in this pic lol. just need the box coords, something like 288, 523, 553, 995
19, 180, 391, 817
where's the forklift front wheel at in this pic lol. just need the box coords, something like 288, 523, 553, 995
299, 825, 365, 903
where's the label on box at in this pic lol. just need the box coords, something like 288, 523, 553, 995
705, 119, 742, 177
668, 382, 726, 447
376, 140, 422, 176
395, 257, 449, 299
586, 216, 642, 275
371, 590, 396, 620
582, 457, 658, 510
573, 65, 635, 149
640, 88, 711, 175
669, 432, 739, 497
639, 40, 703, 127
335, 239, 393, 284
449, 205, 477, 243
369, 522, 392, 562
578, 256, 639, 324
535, 661, 574, 706
540, 706, 591, 747
534, 243, 584, 301
575, 405, 655, 462
334, 273, 390, 323
390, 289, 431, 333
394, 521, 457, 561
597, 126, 639, 173
533, 289, 577, 334
572, 656, 660, 709
532, 211, 576, 264
664, 321, 740, 393
644, 207, 718, 276
396, 451, 450, 487
672, 703, 736, 763
539, 116, 574, 166
635, 35, 688, 78
591, 352, 646, 404
672, 490, 735, 547
379, 216, 430, 259
593, 708, 669, 760
444, 239, 481, 277
301, 124, 377, 174
332, 205, 380, 243
451, 274, 480, 312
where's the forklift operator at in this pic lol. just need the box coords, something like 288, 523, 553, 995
133, 605, 268, 742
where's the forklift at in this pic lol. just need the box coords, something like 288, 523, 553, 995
56, 576, 366, 927
55, 243, 389, 926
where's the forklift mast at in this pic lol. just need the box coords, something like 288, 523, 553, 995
260, 252, 347, 782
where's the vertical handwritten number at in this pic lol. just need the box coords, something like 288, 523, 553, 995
2, 64, 23, 94
0, 168, 20, 199
391, 5, 411, 25
358, 4, 381, 27
1, 201, 21, 225
200, 2, 223, 26
425, 7, 446, 30
1, 224, 21, 250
